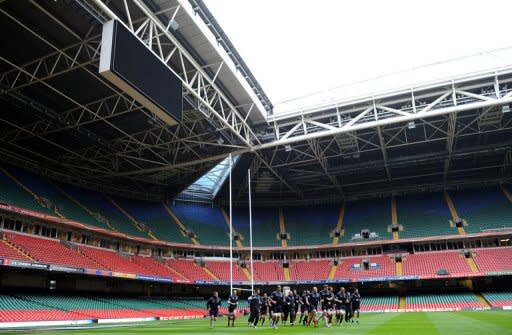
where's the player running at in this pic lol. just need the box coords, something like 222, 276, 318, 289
307, 287, 321, 328
259, 292, 269, 326
298, 290, 309, 325
320, 284, 333, 328
345, 290, 353, 323
284, 290, 297, 326
206, 291, 221, 329
269, 285, 284, 329
227, 289, 238, 327
334, 286, 347, 325
326, 286, 335, 326
282, 290, 290, 325
350, 288, 361, 324
248, 289, 261, 328
292, 289, 300, 325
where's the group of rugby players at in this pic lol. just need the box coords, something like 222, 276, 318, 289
206, 284, 361, 329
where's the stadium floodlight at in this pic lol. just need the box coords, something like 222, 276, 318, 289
502, 104, 510, 113
285, 144, 292, 152
408, 121, 416, 129
49, 280, 57, 290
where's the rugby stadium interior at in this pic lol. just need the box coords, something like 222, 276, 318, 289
0, 0, 511, 332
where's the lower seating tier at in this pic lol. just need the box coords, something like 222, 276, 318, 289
0, 295, 247, 322
405, 293, 483, 310
361, 296, 399, 311
0, 292, 504, 322
482, 292, 512, 307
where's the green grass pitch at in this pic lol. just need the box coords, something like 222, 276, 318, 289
9, 311, 512, 335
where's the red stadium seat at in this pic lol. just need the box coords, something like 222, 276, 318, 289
472, 247, 512, 273
5, 233, 105, 270
403, 251, 473, 277
290, 259, 330, 281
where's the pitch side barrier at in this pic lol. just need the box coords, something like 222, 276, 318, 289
193, 272, 512, 285
0, 315, 205, 329
194, 276, 420, 286
3, 256, 512, 285
2, 257, 512, 285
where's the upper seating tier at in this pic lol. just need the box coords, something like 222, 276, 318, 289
451, 187, 512, 233
1, 165, 511, 246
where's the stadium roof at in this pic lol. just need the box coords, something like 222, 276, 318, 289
273, 48, 512, 118
0, 0, 268, 199
1, 0, 512, 205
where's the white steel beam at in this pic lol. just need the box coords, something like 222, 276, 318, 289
255, 94, 512, 151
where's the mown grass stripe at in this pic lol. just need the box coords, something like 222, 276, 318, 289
15, 311, 512, 335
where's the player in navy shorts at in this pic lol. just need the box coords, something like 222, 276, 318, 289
206, 291, 221, 329
270, 285, 284, 329
307, 287, 321, 327
227, 289, 238, 327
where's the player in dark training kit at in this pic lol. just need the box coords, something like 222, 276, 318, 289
320, 284, 334, 328
259, 292, 269, 326
270, 285, 284, 329
284, 290, 297, 326
292, 289, 300, 325
227, 289, 238, 327
334, 286, 348, 325
282, 290, 290, 325
298, 290, 309, 325
307, 287, 321, 327
345, 290, 353, 322
350, 288, 361, 323
206, 291, 221, 329
326, 286, 335, 326
247, 289, 261, 327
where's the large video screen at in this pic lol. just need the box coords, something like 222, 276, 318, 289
100, 20, 182, 125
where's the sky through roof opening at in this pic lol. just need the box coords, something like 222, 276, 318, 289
177, 155, 240, 202
205, 0, 512, 114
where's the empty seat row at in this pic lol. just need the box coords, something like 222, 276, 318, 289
481, 292, 512, 307
472, 247, 512, 273
403, 251, 473, 277
406, 293, 483, 309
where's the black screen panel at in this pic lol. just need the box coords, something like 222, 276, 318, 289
100, 20, 182, 124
